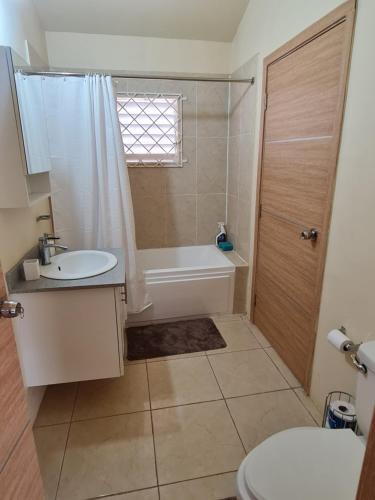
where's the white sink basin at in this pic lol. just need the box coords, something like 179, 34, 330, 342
40, 250, 118, 280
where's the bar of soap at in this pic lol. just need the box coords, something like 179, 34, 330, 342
218, 241, 233, 251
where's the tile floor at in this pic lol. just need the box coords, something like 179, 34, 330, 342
33, 315, 322, 500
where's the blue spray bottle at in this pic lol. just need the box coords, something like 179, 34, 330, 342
216, 222, 227, 246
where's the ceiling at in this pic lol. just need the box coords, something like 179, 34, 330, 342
33, 0, 249, 42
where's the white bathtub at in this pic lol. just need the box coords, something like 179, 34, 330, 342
129, 245, 235, 323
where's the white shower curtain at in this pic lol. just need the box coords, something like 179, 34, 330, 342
15, 73, 150, 314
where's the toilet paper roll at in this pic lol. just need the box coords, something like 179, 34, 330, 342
327, 329, 354, 352
327, 400, 357, 430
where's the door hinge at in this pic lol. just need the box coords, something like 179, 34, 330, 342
264, 93, 268, 110
254, 294, 257, 307
259, 204, 262, 217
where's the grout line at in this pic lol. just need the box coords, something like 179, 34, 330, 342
84, 484, 158, 500
151, 397, 224, 413
54, 382, 80, 500
145, 362, 161, 499
205, 352, 247, 455
224, 386, 295, 402
157, 468, 238, 488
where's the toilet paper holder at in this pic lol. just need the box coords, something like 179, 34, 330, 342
338, 327, 367, 375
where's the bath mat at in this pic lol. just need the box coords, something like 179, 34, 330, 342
126, 318, 226, 360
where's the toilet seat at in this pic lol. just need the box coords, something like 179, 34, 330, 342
237, 427, 365, 500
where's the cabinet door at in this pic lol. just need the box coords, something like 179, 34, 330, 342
114, 287, 127, 371
0, 47, 29, 207
12, 288, 123, 386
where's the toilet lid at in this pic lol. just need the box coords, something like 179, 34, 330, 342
244, 427, 365, 500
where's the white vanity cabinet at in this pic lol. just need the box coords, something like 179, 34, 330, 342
11, 286, 126, 387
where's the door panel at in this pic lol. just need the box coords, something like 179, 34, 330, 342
252, 1, 355, 389
265, 21, 346, 142
0, 317, 28, 470
257, 212, 320, 315
0, 424, 44, 500
0, 266, 44, 498
254, 274, 314, 383
261, 139, 334, 228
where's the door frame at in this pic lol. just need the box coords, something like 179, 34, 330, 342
250, 0, 357, 390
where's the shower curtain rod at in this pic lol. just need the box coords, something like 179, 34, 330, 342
17, 69, 255, 85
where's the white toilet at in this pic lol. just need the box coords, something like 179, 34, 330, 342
236, 341, 375, 500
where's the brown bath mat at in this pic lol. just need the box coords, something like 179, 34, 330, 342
126, 318, 226, 361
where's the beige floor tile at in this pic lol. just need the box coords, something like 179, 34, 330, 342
146, 351, 204, 363
57, 413, 156, 499
265, 347, 301, 388
227, 390, 316, 452
148, 357, 222, 409
294, 387, 324, 425
209, 319, 261, 354
208, 350, 288, 398
98, 488, 159, 500
245, 322, 271, 348
159, 472, 237, 500
34, 424, 69, 500
153, 400, 245, 484
34, 383, 77, 427
73, 365, 149, 420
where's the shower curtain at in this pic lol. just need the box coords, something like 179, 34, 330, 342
15, 73, 150, 314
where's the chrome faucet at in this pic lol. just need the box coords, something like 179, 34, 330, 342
39, 233, 68, 265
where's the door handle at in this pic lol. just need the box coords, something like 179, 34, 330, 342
0, 299, 24, 319
300, 228, 318, 241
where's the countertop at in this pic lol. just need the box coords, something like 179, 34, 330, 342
6, 247, 125, 294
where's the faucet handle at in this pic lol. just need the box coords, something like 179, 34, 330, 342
43, 233, 60, 240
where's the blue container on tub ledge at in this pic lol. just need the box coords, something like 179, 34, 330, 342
218, 241, 233, 251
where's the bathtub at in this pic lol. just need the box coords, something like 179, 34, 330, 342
129, 245, 235, 323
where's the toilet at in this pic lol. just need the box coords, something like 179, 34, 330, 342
236, 341, 375, 500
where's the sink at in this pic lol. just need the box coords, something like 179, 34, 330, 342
40, 250, 118, 280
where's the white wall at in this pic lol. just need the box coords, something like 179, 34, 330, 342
46, 31, 231, 75
0, 0, 48, 64
231, 0, 375, 412
231, 0, 344, 72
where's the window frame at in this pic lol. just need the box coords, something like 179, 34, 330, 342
116, 91, 183, 168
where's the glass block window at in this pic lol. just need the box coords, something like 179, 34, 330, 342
117, 92, 182, 167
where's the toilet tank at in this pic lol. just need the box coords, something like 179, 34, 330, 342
355, 341, 375, 438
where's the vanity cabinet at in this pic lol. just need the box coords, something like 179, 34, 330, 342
11, 286, 126, 386
0, 46, 50, 208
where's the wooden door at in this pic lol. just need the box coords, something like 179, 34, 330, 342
0, 264, 44, 499
252, 1, 356, 390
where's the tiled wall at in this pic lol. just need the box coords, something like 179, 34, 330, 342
227, 56, 258, 263
116, 78, 229, 249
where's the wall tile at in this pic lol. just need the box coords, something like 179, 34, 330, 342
240, 84, 257, 136
227, 135, 240, 197
238, 133, 254, 203
229, 83, 247, 137
128, 168, 167, 198
237, 199, 251, 261
226, 194, 238, 247
233, 267, 249, 314
197, 137, 227, 194
132, 194, 166, 249
197, 82, 229, 138
197, 193, 226, 245
165, 195, 197, 247
165, 137, 196, 195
